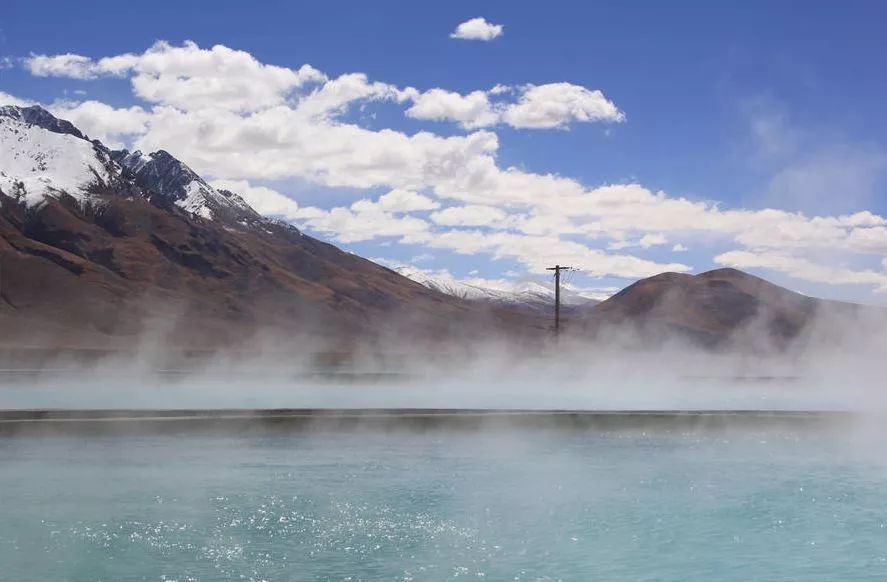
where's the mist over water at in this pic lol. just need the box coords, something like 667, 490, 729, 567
5, 317, 887, 581
5, 265, 887, 413
3, 331, 887, 412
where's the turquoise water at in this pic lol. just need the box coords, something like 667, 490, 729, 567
2, 428, 887, 580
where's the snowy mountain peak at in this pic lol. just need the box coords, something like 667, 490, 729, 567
110, 147, 257, 220
0, 105, 87, 141
0, 104, 259, 222
112, 149, 152, 174
0, 113, 116, 208
110, 147, 200, 198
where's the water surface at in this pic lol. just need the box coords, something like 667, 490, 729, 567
2, 426, 887, 580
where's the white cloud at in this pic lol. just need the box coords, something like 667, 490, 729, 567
131, 104, 501, 189
450, 17, 504, 41
639, 233, 667, 248
25, 52, 138, 79
406, 89, 498, 129
301, 205, 431, 243
48, 100, 150, 148
297, 72, 412, 119
608, 232, 668, 250
715, 250, 887, 293
132, 41, 324, 112
406, 83, 624, 130
421, 230, 689, 278
27, 41, 326, 112
431, 205, 507, 226
0, 91, 31, 107
209, 179, 304, 221
372, 189, 440, 212
503, 83, 626, 129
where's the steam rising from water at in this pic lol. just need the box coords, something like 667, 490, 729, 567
2, 327, 887, 412
3, 286, 887, 412
4, 311, 887, 579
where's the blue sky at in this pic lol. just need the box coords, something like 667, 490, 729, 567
3, 1, 887, 302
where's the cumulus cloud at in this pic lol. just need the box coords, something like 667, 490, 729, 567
134, 42, 324, 112
0, 91, 31, 107
715, 250, 887, 293
407, 83, 624, 130
431, 205, 507, 226
129, 104, 500, 189
503, 83, 626, 129
298, 72, 413, 119
608, 233, 668, 250
398, 228, 689, 278
25, 52, 138, 79
299, 202, 431, 244
209, 179, 304, 221
369, 189, 440, 213
406, 89, 498, 129
48, 100, 150, 148
27, 41, 326, 112
449, 17, 504, 41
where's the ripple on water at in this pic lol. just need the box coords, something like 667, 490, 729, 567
1, 429, 887, 580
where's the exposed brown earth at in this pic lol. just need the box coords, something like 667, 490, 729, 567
0, 189, 546, 350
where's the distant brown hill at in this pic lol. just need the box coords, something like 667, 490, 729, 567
577, 268, 872, 349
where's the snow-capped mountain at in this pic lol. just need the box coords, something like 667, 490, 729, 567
394, 266, 600, 314
0, 107, 118, 208
110, 149, 256, 221
0, 105, 256, 223
0, 104, 88, 140
0, 104, 551, 347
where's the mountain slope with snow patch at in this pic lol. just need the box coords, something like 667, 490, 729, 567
0, 114, 116, 208
0, 105, 257, 223
110, 148, 257, 221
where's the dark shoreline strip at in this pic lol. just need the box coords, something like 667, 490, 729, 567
0, 409, 861, 436
0, 408, 857, 420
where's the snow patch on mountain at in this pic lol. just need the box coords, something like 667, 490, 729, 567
0, 104, 86, 140
111, 148, 256, 221
0, 115, 113, 207
393, 265, 604, 310
0, 104, 258, 223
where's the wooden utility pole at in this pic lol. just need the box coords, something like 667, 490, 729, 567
545, 265, 573, 335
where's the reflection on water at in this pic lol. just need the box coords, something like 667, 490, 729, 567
2, 428, 887, 580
